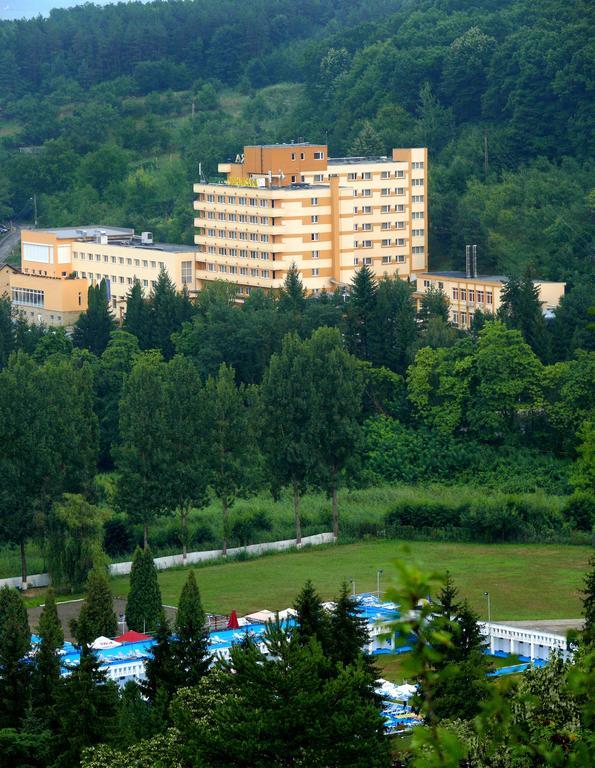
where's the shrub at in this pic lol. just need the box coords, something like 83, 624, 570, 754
562, 493, 595, 532
231, 509, 273, 547
103, 518, 133, 557
191, 523, 216, 547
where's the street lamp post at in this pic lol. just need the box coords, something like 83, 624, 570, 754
376, 569, 383, 599
350, 578, 356, 597
484, 591, 492, 652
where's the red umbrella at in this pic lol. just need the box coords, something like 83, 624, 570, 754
227, 610, 240, 630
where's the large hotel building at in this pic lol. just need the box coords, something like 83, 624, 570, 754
193, 142, 428, 295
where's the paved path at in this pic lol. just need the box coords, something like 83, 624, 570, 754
0, 227, 20, 264
502, 619, 584, 635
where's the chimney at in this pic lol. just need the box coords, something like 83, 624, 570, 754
465, 245, 471, 278
472, 244, 478, 278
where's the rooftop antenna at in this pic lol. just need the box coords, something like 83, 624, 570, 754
472, 244, 478, 278
465, 245, 471, 279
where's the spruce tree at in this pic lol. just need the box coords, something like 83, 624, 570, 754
53, 638, 119, 766
345, 265, 377, 361
0, 587, 31, 728
172, 570, 210, 686
73, 280, 115, 356
294, 580, 330, 651
31, 588, 64, 717
418, 285, 450, 326
123, 280, 151, 349
437, 571, 461, 618
72, 569, 117, 644
149, 268, 180, 359
329, 582, 372, 669
499, 274, 548, 360
143, 612, 177, 711
125, 546, 163, 634
278, 263, 306, 316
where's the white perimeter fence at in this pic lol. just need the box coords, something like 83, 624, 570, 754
0, 532, 335, 589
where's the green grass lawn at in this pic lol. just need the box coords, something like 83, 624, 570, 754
110, 540, 590, 621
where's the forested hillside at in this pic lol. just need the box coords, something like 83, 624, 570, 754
0, 0, 593, 284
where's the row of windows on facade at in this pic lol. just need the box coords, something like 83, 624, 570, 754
355, 223, 424, 235
204, 194, 272, 207
352, 183, 422, 197
73, 252, 166, 269
200, 207, 425, 225
452, 287, 493, 303
354, 205, 423, 215
453, 310, 477, 327
76, 272, 157, 288
205, 264, 273, 278
204, 229, 271, 242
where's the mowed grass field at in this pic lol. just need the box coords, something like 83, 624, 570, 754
109, 540, 590, 621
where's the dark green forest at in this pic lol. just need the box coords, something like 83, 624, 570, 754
0, 0, 593, 285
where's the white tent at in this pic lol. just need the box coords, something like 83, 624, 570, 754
91, 636, 121, 650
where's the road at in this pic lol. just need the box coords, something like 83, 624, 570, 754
0, 227, 20, 265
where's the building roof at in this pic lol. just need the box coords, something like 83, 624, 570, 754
328, 156, 396, 165
108, 239, 197, 254
422, 270, 509, 284
34, 226, 134, 239
243, 142, 322, 149
115, 630, 152, 644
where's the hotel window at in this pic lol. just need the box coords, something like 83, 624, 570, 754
314, 151, 324, 159
311, 215, 319, 223
354, 223, 359, 231
353, 189, 358, 197
103, 254, 108, 262
111, 256, 116, 263
111, 275, 117, 282
251, 268, 258, 277
396, 238, 405, 246
300, 152, 305, 160
207, 194, 215, 202
218, 212, 226, 220
381, 222, 391, 230
240, 267, 248, 276
486, 291, 493, 304
291, 153, 296, 160
412, 211, 424, 220
262, 269, 270, 278
362, 206, 372, 214
362, 240, 372, 248
396, 170, 405, 178
249, 198, 257, 207
249, 233, 258, 242
348, 172, 357, 181
381, 170, 390, 179
311, 197, 319, 206
381, 188, 390, 196
438, 281, 444, 289
362, 172, 371, 180
159, 262, 164, 269
312, 250, 320, 259
423, 280, 431, 287
11, 287, 44, 307
460, 289, 467, 301
460, 311, 467, 325
249, 215, 258, 223
311, 233, 319, 241
395, 187, 405, 195
79, 253, 85, 260
229, 214, 237, 222
361, 223, 372, 231
127, 277, 133, 284
412, 228, 424, 237
412, 195, 424, 203
412, 161, 424, 169
452, 288, 459, 300
208, 246, 216, 254
452, 311, 459, 324
207, 263, 216, 272
217, 195, 225, 203
476, 290, 484, 303
260, 251, 269, 260
353, 257, 360, 265
412, 178, 424, 186
218, 229, 225, 237
143, 259, 148, 267
362, 189, 372, 197
381, 256, 392, 264
412, 245, 425, 254
250, 250, 258, 259
220, 265, 228, 273
151, 280, 156, 287
363, 257, 372, 265
228, 196, 236, 205
312, 268, 319, 277
381, 205, 390, 213
119, 257, 124, 264
238, 197, 246, 205
396, 204, 405, 212
229, 265, 237, 274
381, 239, 391, 247
143, 279, 148, 287
468, 289, 475, 301
395, 221, 405, 229
119, 276, 124, 283
314, 174, 323, 182
353, 207, 359, 214
81, 271, 86, 278
181, 261, 192, 285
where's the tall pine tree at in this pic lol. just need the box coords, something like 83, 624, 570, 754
73, 279, 115, 356
345, 265, 377, 361
0, 587, 31, 728
172, 570, 210, 687
123, 280, 151, 349
31, 588, 64, 718
72, 569, 117, 644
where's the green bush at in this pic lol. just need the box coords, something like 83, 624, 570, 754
230, 509, 273, 547
103, 518, 133, 557
562, 493, 595, 532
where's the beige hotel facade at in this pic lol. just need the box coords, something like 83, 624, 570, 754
193, 142, 428, 296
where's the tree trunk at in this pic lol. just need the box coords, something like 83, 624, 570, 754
332, 478, 339, 541
293, 482, 302, 546
143, 523, 148, 550
181, 503, 188, 564
222, 499, 229, 556
20, 540, 28, 591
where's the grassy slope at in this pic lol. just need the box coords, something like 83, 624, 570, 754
109, 540, 590, 621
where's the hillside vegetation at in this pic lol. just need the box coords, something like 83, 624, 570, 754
0, 0, 592, 286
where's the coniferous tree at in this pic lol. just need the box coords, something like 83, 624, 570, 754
53, 635, 119, 767
143, 612, 177, 711
125, 546, 162, 634
72, 569, 117, 643
31, 588, 64, 718
418, 286, 450, 327
73, 279, 116, 356
149, 268, 181, 359
293, 580, 331, 651
345, 265, 377, 361
437, 571, 461, 618
369, 277, 419, 374
123, 280, 151, 349
172, 571, 210, 687
329, 582, 371, 669
0, 294, 15, 369
0, 587, 31, 728
581, 555, 595, 646
278, 263, 306, 318
499, 274, 548, 360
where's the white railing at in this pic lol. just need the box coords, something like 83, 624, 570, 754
479, 622, 570, 661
